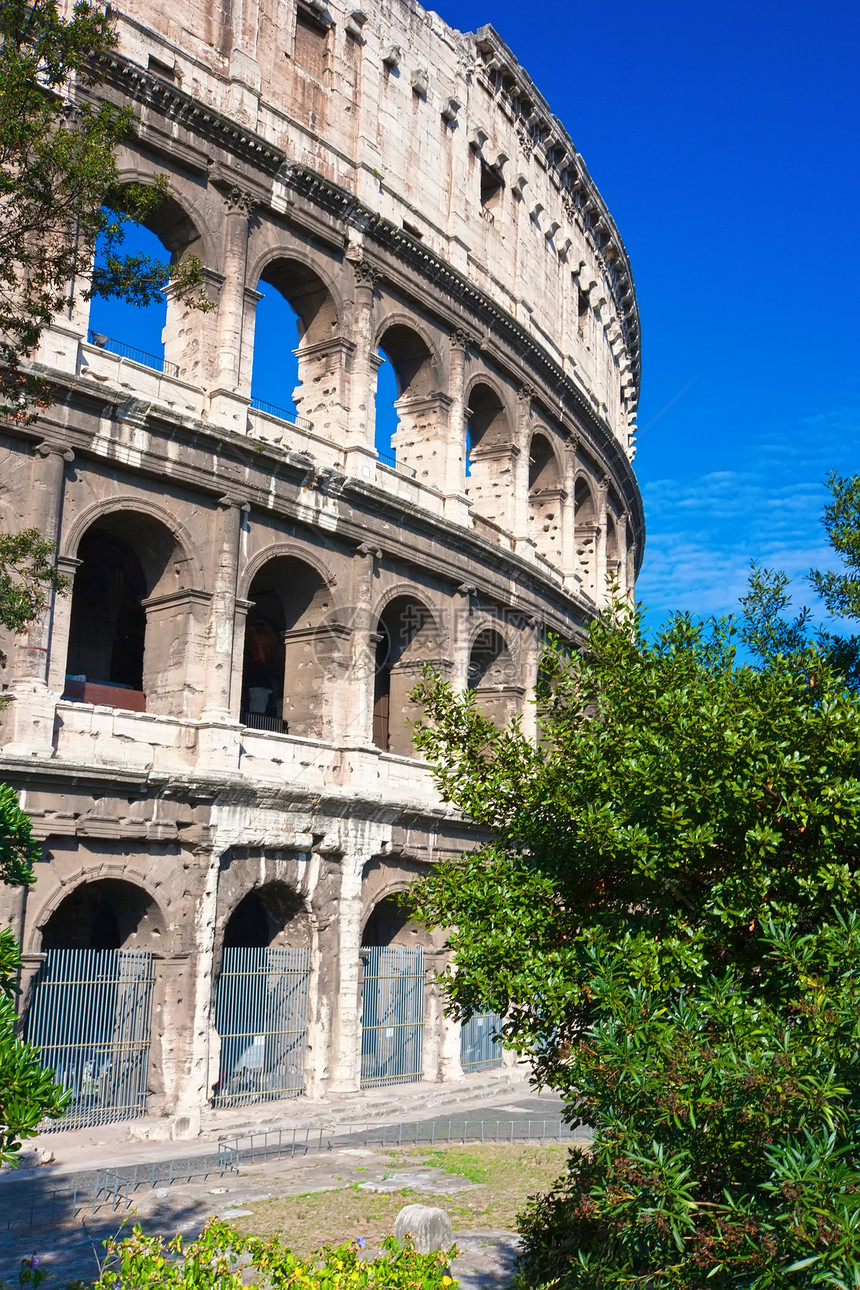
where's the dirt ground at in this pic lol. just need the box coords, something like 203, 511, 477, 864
0, 1141, 571, 1289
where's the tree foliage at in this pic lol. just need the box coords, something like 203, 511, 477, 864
0, 0, 208, 421
809, 472, 860, 620
409, 600, 860, 1287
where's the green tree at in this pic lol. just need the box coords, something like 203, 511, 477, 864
0, 0, 208, 421
409, 600, 860, 1287
809, 472, 860, 620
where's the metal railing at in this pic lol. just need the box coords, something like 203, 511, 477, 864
360, 946, 424, 1089
240, 710, 289, 733
250, 394, 312, 430
25, 949, 154, 1131
1, 1120, 586, 1233
376, 449, 418, 479
88, 331, 179, 377
213, 947, 311, 1107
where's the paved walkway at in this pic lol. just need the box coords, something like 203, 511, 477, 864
1, 1077, 570, 1289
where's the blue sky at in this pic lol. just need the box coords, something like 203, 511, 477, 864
93, 0, 860, 631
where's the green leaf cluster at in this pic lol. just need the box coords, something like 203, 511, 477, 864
61, 1221, 456, 1290
409, 596, 860, 1286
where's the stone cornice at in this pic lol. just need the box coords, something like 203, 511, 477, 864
470, 25, 641, 389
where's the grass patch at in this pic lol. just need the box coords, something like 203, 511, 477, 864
233, 1143, 567, 1256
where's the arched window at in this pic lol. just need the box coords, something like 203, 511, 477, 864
215, 882, 312, 1107
251, 260, 337, 427
240, 556, 332, 737
468, 627, 520, 726
360, 893, 427, 1088
373, 595, 436, 756
464, 384, 513, 528
64, 511, 186, 713
28, 878, 162, 1128
528, 433, 564, 566
87, 192, 203, 380
574, 476, 598, 597
374, 325, 435, 478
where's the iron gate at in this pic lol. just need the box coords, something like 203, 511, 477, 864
213, 946, 311, 1107
25, 948, 154, 1130
461, 1011, 503, 1072
360, 945, 424, 1088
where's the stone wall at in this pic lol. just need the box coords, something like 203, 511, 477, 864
0, 0, 643, 1135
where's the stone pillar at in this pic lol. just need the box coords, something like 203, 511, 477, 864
229, 597, 253, 722
512, 385, 535, 549
345, 543, 379, 748
202, 498, 247, 719
596, 475, 609, 606
450, 585, 474, 692
199, 499, 246, 771
442, 329, 472, 522
344, 255, 381, 464
150, 950, 208, 1137
2, 441, 74, 755
327, 821, 389, 1093
615, 512, 629, 600
208, 186, 255, 432
519, 616, 542, 744
561, 435, 580, 591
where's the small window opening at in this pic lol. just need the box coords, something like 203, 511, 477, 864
148, 55, 178, 82
294, 8, 328, 78
577, 286, 589, 338
480, 161, 504, 213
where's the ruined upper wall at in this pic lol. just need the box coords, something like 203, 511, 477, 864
98, 0, 639, 450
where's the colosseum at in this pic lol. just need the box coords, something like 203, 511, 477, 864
0, 0, 642, 1137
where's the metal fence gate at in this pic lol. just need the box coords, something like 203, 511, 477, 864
461, 1011, 504, 1072
25, 948, 154, 1131
213, 946, 311, 1107
360, 945, 425, 1088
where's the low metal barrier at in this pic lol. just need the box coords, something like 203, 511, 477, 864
249, 395, 312, 430
88, 331, 179, 377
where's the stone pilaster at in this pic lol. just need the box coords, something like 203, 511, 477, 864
3, 441, 74, 756
207, 186, 255, 430
345, 255, 381, 458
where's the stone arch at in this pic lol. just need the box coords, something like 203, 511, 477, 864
238, 540, 337, 603
239, 552, 337, 737
38, 876, 164, 952
222, 880, 313, 951
528, 431, 564, 566
372, 590, 442, 757
61, 497, 203, 588
606, 510, 620, 584
374, 319, 443, 479
464, 380, 516, 529
574, 474, 598, 596
248, 252, 343, 423
361, 890, 425, 947
91, 172, 212, 383
359, 883, 433, 1089
62, 504, 206, 716
467, 623, 522, 726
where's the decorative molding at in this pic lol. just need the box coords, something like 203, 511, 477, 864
222, 185, 257, 219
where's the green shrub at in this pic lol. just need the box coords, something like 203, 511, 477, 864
65, 1220, 456, 1290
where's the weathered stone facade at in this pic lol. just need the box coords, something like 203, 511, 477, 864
0, 0, 642, 1136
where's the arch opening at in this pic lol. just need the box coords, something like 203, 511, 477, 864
528, 432, 563, 566
28, 878, 160, 1130
252, 260, 338, 425
360, 893, 427, 1089
215, 880, 312, 1107
240, 556, 332, 736
374, 325, 435, 473
372, 595, 436, 755
468, 627, 520, 726
575, 476, 598, 597
465, 384, 513, 528
88, 191, 203, 380
64, 511, 185, 712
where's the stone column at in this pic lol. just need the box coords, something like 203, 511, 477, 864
615, 511, 629, 600
345, 543, 379, 748
450, 585, 474, 692
596, 475, 609, 606
442, 329, 472, 522
202, 498, 247, 719
3, 441, 74, 756
519, 616, 542, 744
327, 820, 389, 1093
561, 435, 580, 590
344, 255, 381, 468
208, 186, 256, 432
512, 385, 535, 550
199, 498, 246, 771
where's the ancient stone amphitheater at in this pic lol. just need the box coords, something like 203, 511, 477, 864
0, 0, 642, 1136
